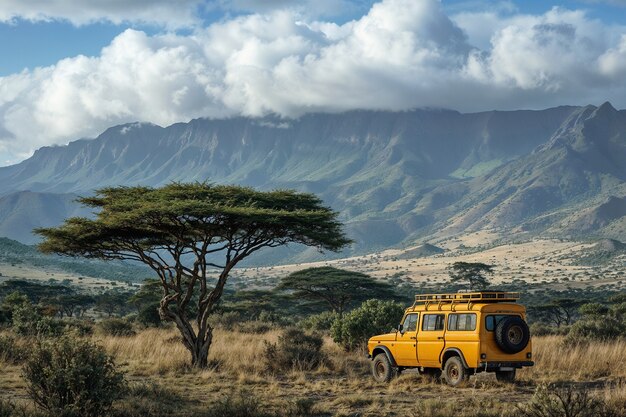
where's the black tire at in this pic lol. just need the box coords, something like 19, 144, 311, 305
495, 369, 516, 383
495, 316, 530, 354
371, 353, 396, 383
443, 356, 469, 387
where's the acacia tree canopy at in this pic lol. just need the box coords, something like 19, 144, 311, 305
277, 266, 397, 315
447, 262, 494, 290
36, 183, 351, 368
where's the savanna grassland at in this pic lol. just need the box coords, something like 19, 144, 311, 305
1, 235, 626, 416
2, 327, 626, 417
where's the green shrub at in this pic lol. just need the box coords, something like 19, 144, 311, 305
579, 302, 609, 317
257, 310, 283, 325
237, 321, 274, 334
609, 293, 626, 304
300, 311, 339, 332
565, 317, 626, 343
610, 302, 626, 320
264, 328, 324, 372
331, 299, 404, 351
529, 322, 557, 336
11, 304, 42, 336
34, 316, 65, 337
0, 334, 26, 364
209, 311, 242, 329
136, 304, 162, 328
0, 400, 14, 417
97, 318, 136, 336
22, 336, 125, 417
63, 320, 94, 336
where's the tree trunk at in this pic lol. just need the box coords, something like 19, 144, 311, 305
190, 327, 212, 368
162, 306, 214, 369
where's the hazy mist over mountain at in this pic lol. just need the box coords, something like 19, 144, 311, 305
0, 102, 624, 261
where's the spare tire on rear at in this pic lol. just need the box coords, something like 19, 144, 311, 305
495, 316, 530, 354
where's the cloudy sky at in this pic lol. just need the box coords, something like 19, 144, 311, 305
1, 0, 626, 165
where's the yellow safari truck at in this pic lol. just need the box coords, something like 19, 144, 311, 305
367, 292, 533, 386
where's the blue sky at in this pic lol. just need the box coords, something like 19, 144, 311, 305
2, 1, 626, 76
1, 0, 626, 165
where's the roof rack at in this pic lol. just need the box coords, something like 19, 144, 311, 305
412, 291, 519, 309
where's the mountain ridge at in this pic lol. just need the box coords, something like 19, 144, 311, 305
0, 104, 624, 260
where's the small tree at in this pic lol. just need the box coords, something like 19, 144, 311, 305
128, 279, 163, 326
531, 304, 566, 328
277, 267, 396, 315
54, 294, 95, 318
552, 298, 582, 326
96, 291, 133, 317
447, 262, 493, 290
36, 183, 350, 368
331, 299, 404, 350
531, 298, 583, 327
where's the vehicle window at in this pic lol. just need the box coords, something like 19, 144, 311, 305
485, 315, 518, 331
448, 313, 477, 331
422, 314, 445, 331
402, 313, 419, 332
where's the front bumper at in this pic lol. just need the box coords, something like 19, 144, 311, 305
479, 361, 534, 370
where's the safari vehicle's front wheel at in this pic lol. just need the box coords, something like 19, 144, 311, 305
443, 356, 469, 387
371, 353, 396, 383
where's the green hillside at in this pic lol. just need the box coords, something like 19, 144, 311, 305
0, 237, 148, 282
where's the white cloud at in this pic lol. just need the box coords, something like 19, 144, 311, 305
0, 0, 204, 28
217, 0, 365, 18
0, 0, 368, 27
599, 35, 626, 77
1, 0, 626, 163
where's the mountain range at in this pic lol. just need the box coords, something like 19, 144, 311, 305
0, 102, 624, 261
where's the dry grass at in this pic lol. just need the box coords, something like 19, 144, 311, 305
522, 336, 626, 381
2, 329, 626, 416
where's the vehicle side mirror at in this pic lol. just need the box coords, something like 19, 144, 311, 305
397, 324, 403, 333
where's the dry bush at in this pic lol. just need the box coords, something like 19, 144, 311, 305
0, 334, 26, 364
516, 384, 626, 417
201, 391, 321, 417
264, 328, 325, 373
97, 318, 136, 337
112, 381, 187, 417
517, 384, 600, 417
411, 398, 511, 417
23, 336, 125, 417
237, 321, 275, 334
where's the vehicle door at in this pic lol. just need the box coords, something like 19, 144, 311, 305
417, 313, 446, 367
393, 313, 419, 366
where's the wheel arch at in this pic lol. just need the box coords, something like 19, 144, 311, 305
441, 348, 469, 369
372, 346, 397, 367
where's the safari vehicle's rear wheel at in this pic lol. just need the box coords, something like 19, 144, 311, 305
495, 369, 516, 383
443, 356, 469, 387
371, 353, 397, 383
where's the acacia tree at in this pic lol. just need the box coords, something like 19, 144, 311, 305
447, 262, 494, 290
277, 267, 396, 315
36, 183, 350, 368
